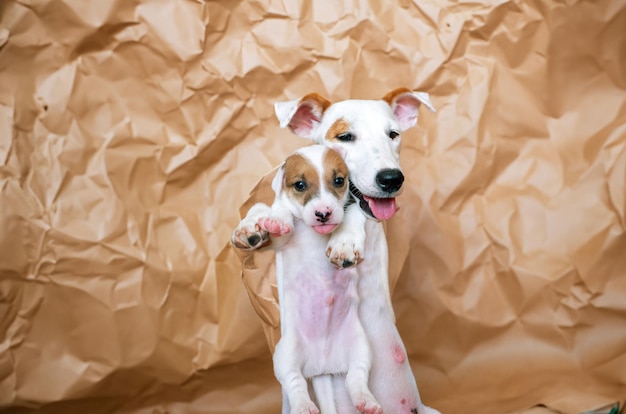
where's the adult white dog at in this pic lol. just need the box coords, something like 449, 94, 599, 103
233, 88, 440, 414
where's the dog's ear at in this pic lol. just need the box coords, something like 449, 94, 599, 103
271, 164, 285, 195
274, 93, 332, 140
382, 88, 436, 131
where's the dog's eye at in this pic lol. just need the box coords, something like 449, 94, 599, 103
336, 132, 354, 142
293, 181, 307, 192
388, 130, 400, 139
334, 176, 345, 187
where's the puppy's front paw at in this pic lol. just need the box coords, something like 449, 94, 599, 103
326, 233, 364, 269
231, 222, 270, 251
258, 217, 292, 237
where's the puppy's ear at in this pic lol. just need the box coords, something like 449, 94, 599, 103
382, 88, 435, 131
271, 164, 285, 195
274, 93, 331, 140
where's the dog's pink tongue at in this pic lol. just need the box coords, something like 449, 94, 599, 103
313, 224, 338, 235
364, 196, 397, 220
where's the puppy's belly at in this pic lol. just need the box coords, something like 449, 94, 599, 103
283, 265, 361, 377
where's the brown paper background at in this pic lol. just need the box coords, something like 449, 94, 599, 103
1, 0, 625, 413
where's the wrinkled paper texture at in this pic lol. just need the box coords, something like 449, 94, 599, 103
0, 0, 625, 413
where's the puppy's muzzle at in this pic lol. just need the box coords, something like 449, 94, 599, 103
376, 168, 404, 193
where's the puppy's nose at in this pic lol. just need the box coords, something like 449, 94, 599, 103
376, 168, 404, 193
315, 210, 332, 223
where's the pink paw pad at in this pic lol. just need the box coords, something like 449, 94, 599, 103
257, 217, 291, 236
306, 406, 320, 414
356, 402, 383, 414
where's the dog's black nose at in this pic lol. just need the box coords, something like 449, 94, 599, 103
315, 211, 331, 223
376, 169, 404, 193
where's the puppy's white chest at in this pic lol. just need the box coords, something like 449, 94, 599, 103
292, 267, 357, 339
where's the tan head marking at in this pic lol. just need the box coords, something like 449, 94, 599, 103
282, 153, 320, 205
323, 148, 349, 199
325, 118, 352, 142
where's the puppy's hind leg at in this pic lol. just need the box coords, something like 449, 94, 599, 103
274, 340, 320, 414
311, 375, 337, 414
277, 370, 320, 414
345, 359, 382, 414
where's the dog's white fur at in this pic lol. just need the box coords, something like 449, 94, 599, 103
233, 89, 441, 414
237, 145, 381, 414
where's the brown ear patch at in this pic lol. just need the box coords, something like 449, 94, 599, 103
282, 153, 320, 206
382, 87, 412, 105
325, 118, 351, 142
323, 148, 349, 199
300, 93, 332, 113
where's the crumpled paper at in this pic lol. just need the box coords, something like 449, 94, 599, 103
0, 0, 625, 413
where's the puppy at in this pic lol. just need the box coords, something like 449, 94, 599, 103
234, 145, 382, 414
233, 89, 441, 414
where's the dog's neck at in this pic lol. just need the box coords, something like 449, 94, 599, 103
348, 180, 379, 221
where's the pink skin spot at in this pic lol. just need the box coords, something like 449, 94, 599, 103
401, 398, 407, 405
325, 295, 334, 305
392, 344, 406, 363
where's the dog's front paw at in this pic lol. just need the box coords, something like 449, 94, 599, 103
258, 217, 292, 237
291, 401, 320, 414
231, 221, 270, 251
356, 399, 383, 414
326, 233, 365, 269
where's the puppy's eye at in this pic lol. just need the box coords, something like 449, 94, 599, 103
336, 132, 354, 142
293, 181, 307, 192
388, 130, 400, 139
334, 176, 345, 187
